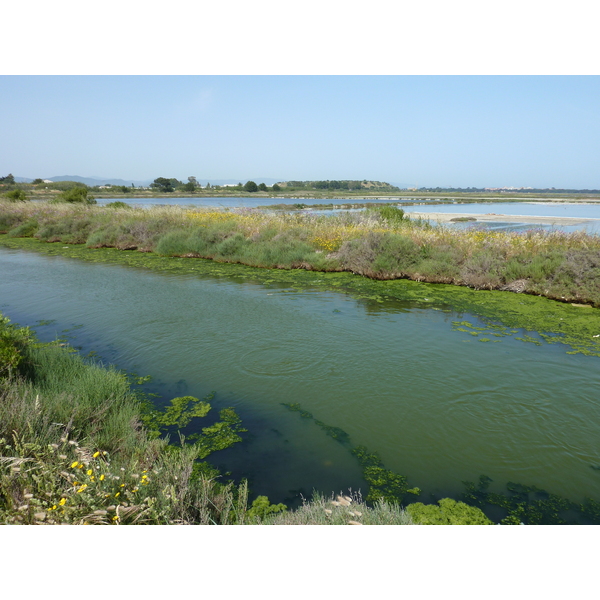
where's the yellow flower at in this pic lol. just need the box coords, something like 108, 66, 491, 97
112, 515, 119, 521
86, 469, 93, 476
99, 474, 105, 481
77, 464, 83, 469
115, 492, 120, 498
120, 484, 125, 488
59, 498, 66, 506
77, 484, 88, 493
71, 461, 79, 468
90, 476, 95, 482
93, 451, 100, 458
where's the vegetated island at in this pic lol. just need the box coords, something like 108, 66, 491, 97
2, 194, 600, 308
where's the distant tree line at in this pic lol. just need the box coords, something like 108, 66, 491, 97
281, 180, 400, 191
149, 178, 278, 194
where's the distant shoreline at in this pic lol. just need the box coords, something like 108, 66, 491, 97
407, 212, 600, 225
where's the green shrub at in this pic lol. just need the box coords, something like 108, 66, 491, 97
8, 219, 38, 238
407, 498, 493, 524
36, 217, 94, 244
55, 187, 96, 205
3, 189, 28, 202
106, 201, 129, 209
367, 205, 406, 225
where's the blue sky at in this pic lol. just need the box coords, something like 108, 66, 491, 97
2, 76, 599, 188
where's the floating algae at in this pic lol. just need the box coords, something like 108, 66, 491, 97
1, 235, 600, 357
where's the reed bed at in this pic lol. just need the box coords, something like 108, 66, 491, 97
2, 200, 600, 306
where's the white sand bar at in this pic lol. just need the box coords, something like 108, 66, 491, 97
408, 212, 600, 226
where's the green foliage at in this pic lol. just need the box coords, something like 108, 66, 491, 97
367, 205, 406, 225
32, 178, 43, 185
407, 498, 493, 525
246, 495, 287, 521
244, 181, 258, 193
0, 316, 32, 378
272, 184, 281, 192
4, 189, 28, 202
258, 183, 268, 192
56, 187, 96, 205
8, 219, 38, 238
150, 177, 179, 193
106, 201, 129, 209
0, 174, 15, 184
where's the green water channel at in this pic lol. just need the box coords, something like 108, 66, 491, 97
1, 242, 600, 509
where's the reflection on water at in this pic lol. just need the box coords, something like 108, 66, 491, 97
1, 246, 600, 506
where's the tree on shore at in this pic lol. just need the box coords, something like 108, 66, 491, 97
0, 174, 15, 185
244, 181, 258, 193
150, 177, 179, 193
258, 183, 268, 192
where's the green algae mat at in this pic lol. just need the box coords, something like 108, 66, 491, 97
2, 235, 599, 357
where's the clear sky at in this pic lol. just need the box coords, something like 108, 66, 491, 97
2, 75, 599, 188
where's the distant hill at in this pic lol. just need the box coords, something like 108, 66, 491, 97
46, 175, 152, 187
277, 180, 402, 191
13, 175, 283, 187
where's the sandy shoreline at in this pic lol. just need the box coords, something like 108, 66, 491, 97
407, 212, 600, 225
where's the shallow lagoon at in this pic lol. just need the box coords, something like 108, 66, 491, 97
1, 245, 600, 506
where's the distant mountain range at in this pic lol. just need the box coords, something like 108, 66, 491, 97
13, 175, 412, 188
13, 175, 285, 187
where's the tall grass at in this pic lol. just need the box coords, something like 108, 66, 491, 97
2, 200, 600, 305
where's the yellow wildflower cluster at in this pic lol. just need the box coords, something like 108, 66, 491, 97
186, 211, 237, 224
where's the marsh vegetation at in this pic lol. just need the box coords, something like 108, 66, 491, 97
1, 200, 600, 307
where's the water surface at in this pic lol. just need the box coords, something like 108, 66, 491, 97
2, 246, 599, 506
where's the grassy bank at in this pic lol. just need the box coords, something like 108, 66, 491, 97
2, 200, 600, 308
0, 314, 418, 525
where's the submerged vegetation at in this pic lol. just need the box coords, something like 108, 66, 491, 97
0, 314, 416, 525
283, 401, 600, 525
1, 200, 600, 310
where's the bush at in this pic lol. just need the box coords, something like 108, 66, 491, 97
407, 498, 493, 524
106, 201, 129, 209
367, 205, 406, 226
8, 219, 38, 238
3, 189, 28, 202
55, 187, 96, 205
